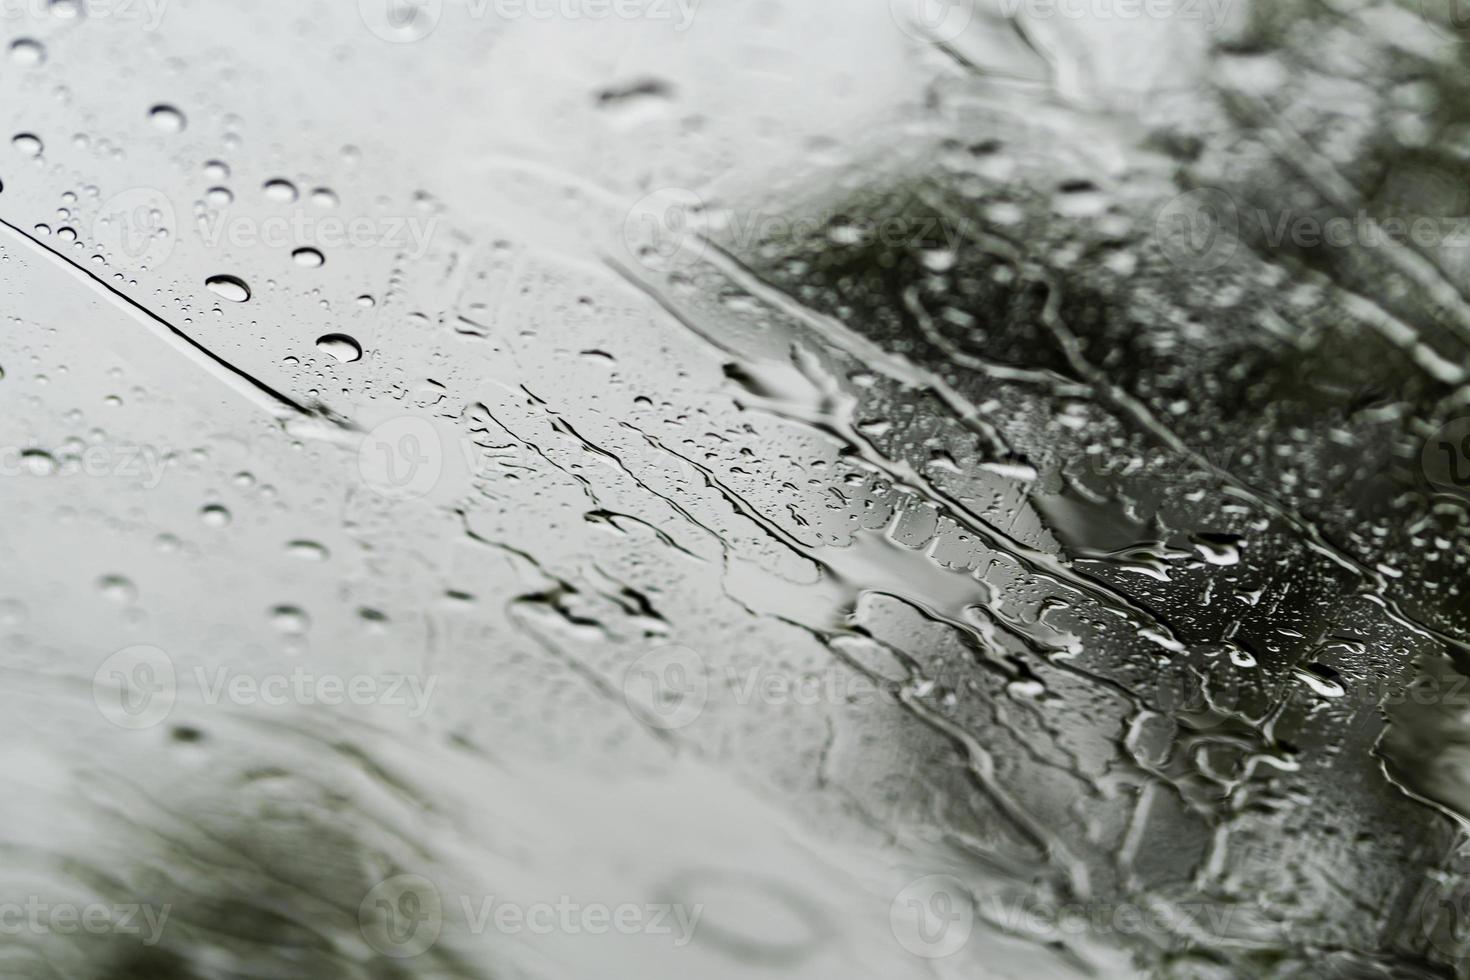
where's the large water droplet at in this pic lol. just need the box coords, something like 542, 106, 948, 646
9, 39, 45, 67
19, 449, 55, 475
149, 105, 186, 133
263, 178, 298, 203
13, 133, 43, 157
316, 333, 362, 363
292, 247, 324, 268
205, 275, 251, 302
200, 503, 232, 527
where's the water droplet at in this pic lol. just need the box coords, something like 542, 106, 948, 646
98, 574, 137, 604
10, 39, 45, 67
13, 133, 43, 157
19, 449, 55, 475
310, 187, 338, 208
205, 187, 233, 207
1295, 664, 1346, 699
356, 294, 376, 308
49, 0, 81, 18
292, 247, 324, 268
286, 540, 329, 561
316, 333, 362, 363
270, 605, 310, 634
148, 105, 186, 133
205, 275, 251, 302
203, 160, 230, 181
263, 178, 298, 203
200, 503, 232, 527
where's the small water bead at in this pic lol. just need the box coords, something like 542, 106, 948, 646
263, 178, 298, 203
292, 247, 324, 268
310, 188, 338, 208
356, 294, 375, 308
97, 575, 137, 604
148, 105, 186, 133
286, 540, 329, 561
205, 275, 250, 302
200, 503, 231, 527
50, 0, 81, 18
270, 605, 310, 634
13, 133, 43, 157
10, 39, 45, 67
205, 187, 233, 207
203, 160, 230, 181
315, 333, 362, 363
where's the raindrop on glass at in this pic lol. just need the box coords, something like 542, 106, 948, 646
148, 105, 186, 133
9, 39, 45, 67
200, 503, 232, 527
205, 275, 251, 302
316, 333, 362, 363
263, 178, 298, 203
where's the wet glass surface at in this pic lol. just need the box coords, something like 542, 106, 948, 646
5, 1, 1470, 977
